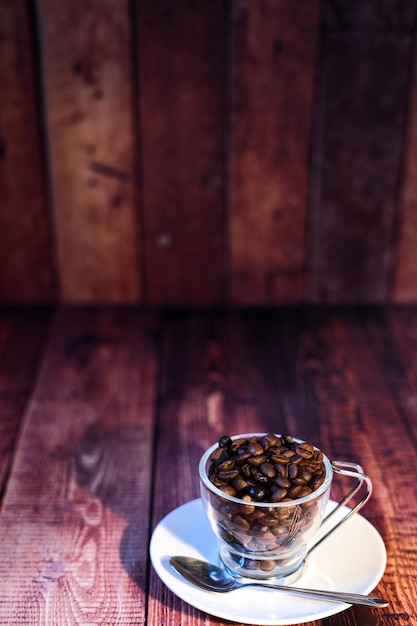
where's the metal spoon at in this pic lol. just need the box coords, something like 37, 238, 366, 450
169, 556, 389, 608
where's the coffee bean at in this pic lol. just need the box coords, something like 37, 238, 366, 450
260, 462, 277, 478
210, 448, 228, 463
298, 467, 312, 483
248, 440, 264, 456
270, 488, 288, 502
219, 435, 232, 450
288, 463, 298, 479
241, 463, 252, 478
260, 433, 280, 448
232, 476, 249, 493
232, 514, 251, 531
296, 442, 315, 459
275, 464, 288, 478
287, 485, 303, 499
248, 454, 268, 467
246, 485, 268, 501
218, 469, 240, 481
272, 476, 291, 489
271, 453, 291, 465
280, 434, 294, 447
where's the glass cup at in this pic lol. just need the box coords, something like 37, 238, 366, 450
199, 433, 372, 583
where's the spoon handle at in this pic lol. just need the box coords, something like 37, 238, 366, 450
247, 583, 389, 607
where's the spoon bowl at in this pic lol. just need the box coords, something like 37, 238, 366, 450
169, 556, 389, 608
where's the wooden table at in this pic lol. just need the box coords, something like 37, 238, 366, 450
0, 307, 415, 625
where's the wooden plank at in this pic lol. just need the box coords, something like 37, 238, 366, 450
308, 24, 413, 303
38, 0, 141, 303
0, 1, 54, 302
323, 1, 416, 31
348, 310, 417, 619
138, 0, 226, 305
0, 309, 158, 624
229, 0, 320, 305
0, 308, 51, 497
392, 48, 417, 302
369, 308, 417, 444
387, 2, 417, 302
136, 311, 212, 626
297, 309, 417, 618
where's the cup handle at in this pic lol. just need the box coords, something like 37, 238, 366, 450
306, 460, 373, 558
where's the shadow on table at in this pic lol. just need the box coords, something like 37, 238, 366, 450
66, 422, 156, 593
66, 419, 207, 597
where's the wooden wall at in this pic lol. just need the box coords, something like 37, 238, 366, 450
1, 0, 417, 306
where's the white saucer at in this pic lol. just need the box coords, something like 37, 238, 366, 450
149, 498, 387, 625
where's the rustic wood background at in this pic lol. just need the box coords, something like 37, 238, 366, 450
2, 0, 417, 306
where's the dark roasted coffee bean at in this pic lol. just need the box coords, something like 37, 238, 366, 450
310, 474, 325, 490
241, 463, 252, 478
217, 459, 235, 471
275, 464, 288, 478
287, 485, 303, 499
232, 476, 249, 493
271, 453, 291, 465
246, 485, 268, 501
251, 471, 269, 485
219, 485, 236, 496
248, 454, 267, 467
235, 451, 252, 464
248, 441, 264, 456
217, 469, 240, 481
260, 433, 280, 448
288, 463, 298, 479
272, 476, 291, 489
270, 488, 288, 502
210, 448, 228, 463
231, 437, 248, 452
219, 435, 232, 450
281, 434, 294, 447
296, 442, 315, 459
292, 477, 307, 486
232, 514, 251, 531
260, 462, 277, 478
298, 467, 312, 483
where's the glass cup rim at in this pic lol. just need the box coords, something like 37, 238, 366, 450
199, 432, 333, 508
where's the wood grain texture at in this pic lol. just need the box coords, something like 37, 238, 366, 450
308, 19, 413, 303
138, 0, 226, 305
38, 0, 141, 303
1, 307, 417, 624
0, 308, 51, 494
392, 39, 417, 302
0, 0, 54, 302
3, 2, 417, 306
127, 311, 209, 626
0, 309, 158, 624
229, 0, 320, 305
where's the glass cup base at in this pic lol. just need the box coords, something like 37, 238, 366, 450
218, 542, 306, 584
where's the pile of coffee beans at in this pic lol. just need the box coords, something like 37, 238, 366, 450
207, 433, 326, 503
